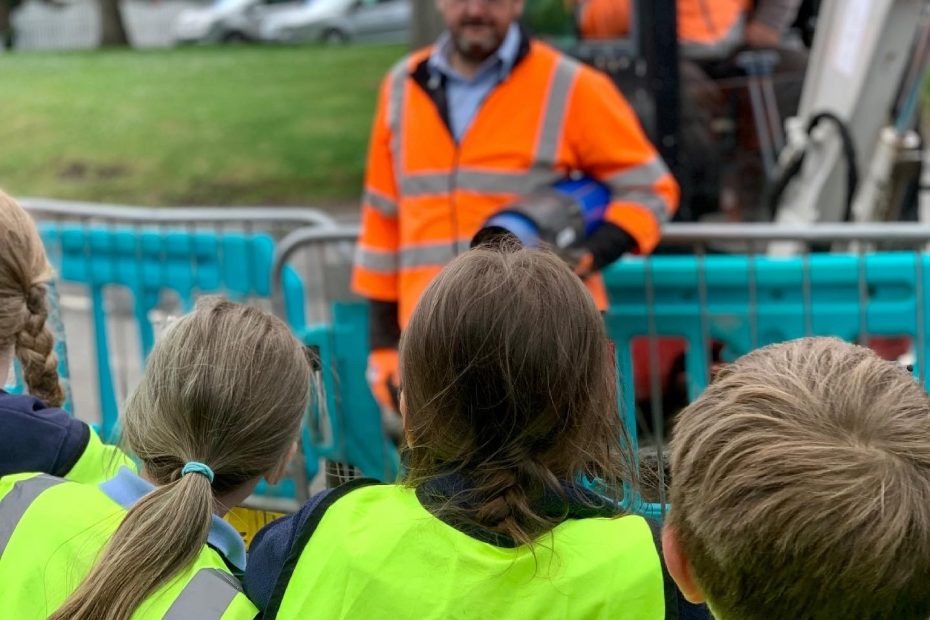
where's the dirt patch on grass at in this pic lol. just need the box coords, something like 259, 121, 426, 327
58, 160, 130, 181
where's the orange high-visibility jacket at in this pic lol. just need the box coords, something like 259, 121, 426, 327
580, 0, 750, 60
352, 34, 679, 328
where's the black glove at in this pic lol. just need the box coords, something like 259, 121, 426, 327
576, 222, 637, 277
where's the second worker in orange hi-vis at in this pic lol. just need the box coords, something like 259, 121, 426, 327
352, 0, 679, 415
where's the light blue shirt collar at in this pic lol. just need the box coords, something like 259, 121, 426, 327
428, 22, 521, 83
99, 467, 247, 572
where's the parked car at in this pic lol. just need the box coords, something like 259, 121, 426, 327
259, 0, 410, 45
172, 0, 301, 44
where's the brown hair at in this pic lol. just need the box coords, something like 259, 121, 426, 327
0, 190, 65, 406
50, 298, 311, 620
668, 337, 930, 620
401, 244, 636, 546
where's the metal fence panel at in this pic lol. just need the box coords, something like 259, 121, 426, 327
6, 200, 336, 504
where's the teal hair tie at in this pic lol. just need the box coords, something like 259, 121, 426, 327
181, 461, 215, 483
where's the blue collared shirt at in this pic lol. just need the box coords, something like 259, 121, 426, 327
427, 23, 522, 142
99, 467, 247, 573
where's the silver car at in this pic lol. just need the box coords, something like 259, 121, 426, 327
259, 0, 411, 45
172, 0, 301, 44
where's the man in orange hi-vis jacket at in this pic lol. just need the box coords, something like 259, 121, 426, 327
352, 0, 679, 414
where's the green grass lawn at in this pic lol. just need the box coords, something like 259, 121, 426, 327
0, 44, 404, 206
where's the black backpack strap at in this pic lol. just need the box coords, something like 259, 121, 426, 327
262, 477, 382, 618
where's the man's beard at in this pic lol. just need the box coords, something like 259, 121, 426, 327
452, 23, 504, 63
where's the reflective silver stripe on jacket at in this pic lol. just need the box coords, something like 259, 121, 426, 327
0, 474, 64, 558
387, 58, 409, 180
363, 189, 398, 218
400, 240, 473, 269
400, 168, 563, 198
355, 246, 398, 273
608, 189, 672, 220
602, 157, 673, 221
163, 567, 244, 620
604, 156, 669, 191
533, 55, 581, 166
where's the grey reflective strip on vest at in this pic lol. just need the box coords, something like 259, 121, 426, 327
604, 156, 669, 191
363, 189, 398, 217
534, 56, 581, 166
355, 245, 398, 273
163, 568, 243, 620
609, 189, 672, 220
387, 58, 409, 175
0, 475, 63, 559
400, 240, 472, 269
400, 168, 563, 198
602, 158, 673, 222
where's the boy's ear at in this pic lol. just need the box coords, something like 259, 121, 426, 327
265, 442, 299, 486
662, 525, 706, 604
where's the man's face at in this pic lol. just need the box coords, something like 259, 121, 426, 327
436, 0, 525, 64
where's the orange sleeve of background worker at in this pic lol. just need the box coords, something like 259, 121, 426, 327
577, 0, 632, 39
565, 67, 680, 254
351, 69, 402, 302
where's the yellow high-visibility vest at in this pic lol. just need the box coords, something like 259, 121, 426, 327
0, 472, 257, 619
267, 482, 667, 619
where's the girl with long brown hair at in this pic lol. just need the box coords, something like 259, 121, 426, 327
249, 245, 702, 619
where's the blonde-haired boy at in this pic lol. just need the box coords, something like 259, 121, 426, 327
663, 337, 930, 620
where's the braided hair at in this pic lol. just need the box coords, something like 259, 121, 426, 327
0, 191, 65, 407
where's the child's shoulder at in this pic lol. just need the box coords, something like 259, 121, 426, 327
0, 390, 90, 478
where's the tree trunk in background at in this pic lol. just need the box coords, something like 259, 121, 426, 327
99, 0, 129, 47
410, 0, 444, 49
0, 0, 12, 50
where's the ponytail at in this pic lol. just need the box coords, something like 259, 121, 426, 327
15, 284, 65, 407
49, 469, 214, 620
49, 299, 310, 618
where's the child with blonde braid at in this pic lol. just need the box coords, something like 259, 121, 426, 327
0, 189, 133, 481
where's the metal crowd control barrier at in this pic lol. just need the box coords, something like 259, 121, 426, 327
607, 222, 930, 519
273, 221, 930, 522
272, 225, 400, 484
8, 199, 336, 504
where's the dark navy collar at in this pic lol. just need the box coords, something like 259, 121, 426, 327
99, 467, 247, 572
415, 472, 621, 547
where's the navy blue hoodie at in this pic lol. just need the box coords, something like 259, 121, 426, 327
0, 390, 89, 478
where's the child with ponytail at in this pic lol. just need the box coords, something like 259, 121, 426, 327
0, 297, 311, 619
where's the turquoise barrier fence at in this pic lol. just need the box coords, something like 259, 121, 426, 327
273, 226, 399, 485
12, 215, 930, 514
273, 223, 930, 521
6, 201, 335, 506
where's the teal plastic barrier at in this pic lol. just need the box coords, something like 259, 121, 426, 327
25, 224, 311, 497
15, 229, 930, 512
604, 252, 929, 410
299, 302, 399, 482
603, 251, 930, 517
